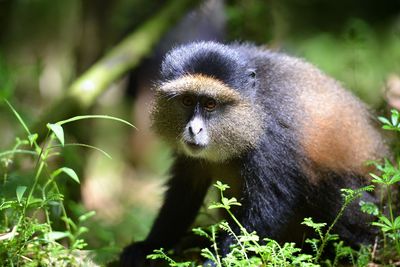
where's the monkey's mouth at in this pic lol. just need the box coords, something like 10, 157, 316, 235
184, 141, 206, 153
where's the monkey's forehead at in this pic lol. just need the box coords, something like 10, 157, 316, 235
157, 75, 242, 102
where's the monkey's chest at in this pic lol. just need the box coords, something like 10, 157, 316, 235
208, 161, 243, 200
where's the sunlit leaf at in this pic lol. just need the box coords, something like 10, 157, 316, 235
45, 231, 70, 241
28, 133, 38, 146
78, 211, 96, 222
378, 116, 391, 126
370, 173, 383, 183
391, 112, 399, 127
57, 115, 135, 128
5, 100, 32, 137
393, 217, 400, 229
16, 186, 27, 203
359, 201, 379, 216
47, 123, 65, 146
51, 167, 80, 184
214, 181, 230, 191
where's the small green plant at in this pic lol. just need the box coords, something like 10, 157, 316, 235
350, 109, 400, 266
378, 109, 400, 132
369, 160, 400, 254
354, 108, 400, 263
149, 181, 373, 267
147, 248, 192, 267
0, 100, 134, 266
207, 181, 316, 267
302, 186, 373, 266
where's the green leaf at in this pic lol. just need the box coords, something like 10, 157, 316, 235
0, 200, 18, 210
221, 197, 230, 206
372, 222, 391, 232
5, 100, 32, 137
392, 112, 399, 126
378, 116, 392, 126
57, 115, 135, 128
214, 181, 230, 191
16, 186, 27, 202
389, 174, 400, 185
62, 167, 79, 184
51, 167, 80, 184
28, 133, 38, 146
393, 217, 400, 230
61, 143, 112, 159
47, 123, 65, 146
359, 201, 379, 216
45, 231, 70, 241
77, 226, 89, 236
378, 215, 393, 227
382, 125, 396, 130
78, 211, 96, 222
239, 233, 259, 243
192, 227, 210, 239
200, 248, 216, 261
0, 149, 37, 158
27, 197, 44, 207
370, 173, 383, 183
208, 202, 225, 210
301, 217, 326, 230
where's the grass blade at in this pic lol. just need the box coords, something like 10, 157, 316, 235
5, 100, 32, 136
56, 115, 135, 128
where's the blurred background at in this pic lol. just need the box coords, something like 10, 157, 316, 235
0, 0, 400, 264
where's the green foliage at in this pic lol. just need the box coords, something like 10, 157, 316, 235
147, 248, 192, 267
379, 109, 400, 132
364, 155, 400, 257
0, 101, 133, 266
294, 19, 400, 106
150, 182, 376, 267
357, 108, 400, 263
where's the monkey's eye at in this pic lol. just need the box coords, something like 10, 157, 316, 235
182, 95, 195, 107
204, 98, 217, 111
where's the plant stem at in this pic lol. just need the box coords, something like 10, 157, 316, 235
386, 185, 400, 254
221, 190, 266, 266
315, 201, 350, 262
387, 185, 394, 223
211, 225, 222, 267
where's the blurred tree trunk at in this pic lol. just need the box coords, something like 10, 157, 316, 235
0, 1, 13, 45
76, 0, 117, 73
32, 0, 200, 138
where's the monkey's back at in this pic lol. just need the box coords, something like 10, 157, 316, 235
249, 48, 388, 181
241, 47, 388, 245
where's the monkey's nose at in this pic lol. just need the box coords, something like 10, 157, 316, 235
188, 117, 204, 136
189, 125, 203, 136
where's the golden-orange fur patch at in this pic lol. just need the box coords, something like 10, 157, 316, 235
297, 65, 388, 182
157, 74, 242, 103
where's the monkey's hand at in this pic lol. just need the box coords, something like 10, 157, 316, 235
119, 241, 154, 267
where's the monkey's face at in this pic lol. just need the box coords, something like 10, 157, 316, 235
151, 75, 264, 162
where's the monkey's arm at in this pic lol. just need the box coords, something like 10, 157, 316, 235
120, 157, 212, 267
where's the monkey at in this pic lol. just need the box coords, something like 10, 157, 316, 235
120, 41, 388, 266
